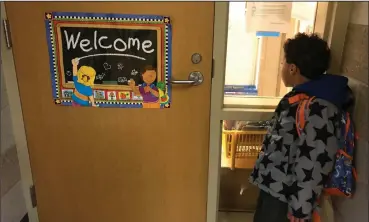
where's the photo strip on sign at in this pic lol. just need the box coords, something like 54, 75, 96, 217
45, 12, 172, 108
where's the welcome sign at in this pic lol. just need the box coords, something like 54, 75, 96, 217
45, 12, 172, 108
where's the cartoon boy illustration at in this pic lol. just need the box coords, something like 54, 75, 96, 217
128, 65, 160, 108
71, 58, 98, 107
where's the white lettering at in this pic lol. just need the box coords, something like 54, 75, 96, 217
63, 30, 155, 54
128, 38, 140, 51
142, 40, 154, 53
64, 30, 80, 50
93, 31, 98, 49
98, 36, 112, 49
80, 39, 93, 52
113, 38, 127, 52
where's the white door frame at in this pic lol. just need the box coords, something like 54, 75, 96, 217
205, 2, 352, 222
1, 2, 351, 222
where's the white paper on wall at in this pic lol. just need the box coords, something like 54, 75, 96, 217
246, 2, 292, 33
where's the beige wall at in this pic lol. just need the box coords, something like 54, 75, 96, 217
333, 2, 368, 222
340, 2, 368, 84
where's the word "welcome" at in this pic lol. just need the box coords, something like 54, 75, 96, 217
64, 30, 155, 54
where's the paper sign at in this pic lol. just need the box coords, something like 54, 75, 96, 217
45, 12, 172, 109
246, 2, 292, 33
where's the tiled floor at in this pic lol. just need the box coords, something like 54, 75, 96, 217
218, 211, 254, 222
1, 181, 27, 222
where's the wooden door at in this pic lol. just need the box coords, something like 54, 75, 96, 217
5, 2, 214, 222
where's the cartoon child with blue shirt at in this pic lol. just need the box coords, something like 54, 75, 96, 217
71, 58, 98, 107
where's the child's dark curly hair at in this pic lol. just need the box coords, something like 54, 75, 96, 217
283, 33, 331, 80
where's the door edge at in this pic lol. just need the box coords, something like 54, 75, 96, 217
206, 2, 229, 222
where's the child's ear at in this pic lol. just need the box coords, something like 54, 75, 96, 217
289, 64, 298, 75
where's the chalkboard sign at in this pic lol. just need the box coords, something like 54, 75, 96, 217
60, 26, 158, 86
45, 12, 172, 109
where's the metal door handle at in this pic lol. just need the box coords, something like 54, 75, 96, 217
170, 71, 204, 86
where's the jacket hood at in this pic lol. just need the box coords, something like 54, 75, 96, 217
293, 74, 353, 109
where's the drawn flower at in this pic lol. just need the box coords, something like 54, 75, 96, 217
54, 99, 61, 104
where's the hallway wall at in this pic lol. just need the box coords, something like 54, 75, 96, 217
334, 2, 368, 222
1, 65, 27, 222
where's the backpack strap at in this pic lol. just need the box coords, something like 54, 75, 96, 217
288, 93, 316, 136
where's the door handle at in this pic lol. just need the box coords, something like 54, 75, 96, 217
170, 71, 204, 86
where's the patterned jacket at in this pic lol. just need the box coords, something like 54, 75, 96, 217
249, 74, 353, 220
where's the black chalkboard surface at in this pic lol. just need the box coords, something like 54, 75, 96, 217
60, 26, 158, 86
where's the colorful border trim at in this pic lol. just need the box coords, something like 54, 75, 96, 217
45, 12, 172, 108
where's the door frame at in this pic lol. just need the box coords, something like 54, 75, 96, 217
1, 3, 40, 222
205, 2, 352, 222
1, 2, 351, 222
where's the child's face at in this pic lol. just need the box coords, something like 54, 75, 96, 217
77, 66, 96, 87
142, 70, 156, 84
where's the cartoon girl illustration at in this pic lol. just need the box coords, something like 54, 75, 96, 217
156, 81, 170, 107
71, 58, 98, 107
128, 65, 160, 108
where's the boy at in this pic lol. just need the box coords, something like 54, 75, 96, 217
250, 33, 353, 222
71, 58, 98, 107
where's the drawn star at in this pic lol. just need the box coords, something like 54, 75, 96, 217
260, 172, 277, 188
164, 17, 170, 23
260, 155, 273, 169
290, 181, 304, 200
314, 124, 333, 145
55, 99, 61, 104
46, 13, 52, 19
309, 101, 327, 119
316, 150, 332, 168
298, 140, 315, 160
302, 167, 314, 182
292, 207, 308, 219
317, 173, 330, 186
306, 190, 318, 206
117, 63, 124, 70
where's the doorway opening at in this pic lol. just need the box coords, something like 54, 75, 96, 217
223, 2, 317, 109
218, 2, 318, 221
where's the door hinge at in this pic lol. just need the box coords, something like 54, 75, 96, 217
2, 19, 12, 49
211, 58, 215, 79
30, 185, 37, 208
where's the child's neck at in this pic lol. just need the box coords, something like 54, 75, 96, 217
293, 75, 310, 87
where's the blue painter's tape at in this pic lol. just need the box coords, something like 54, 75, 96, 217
256, 31, 280, 37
